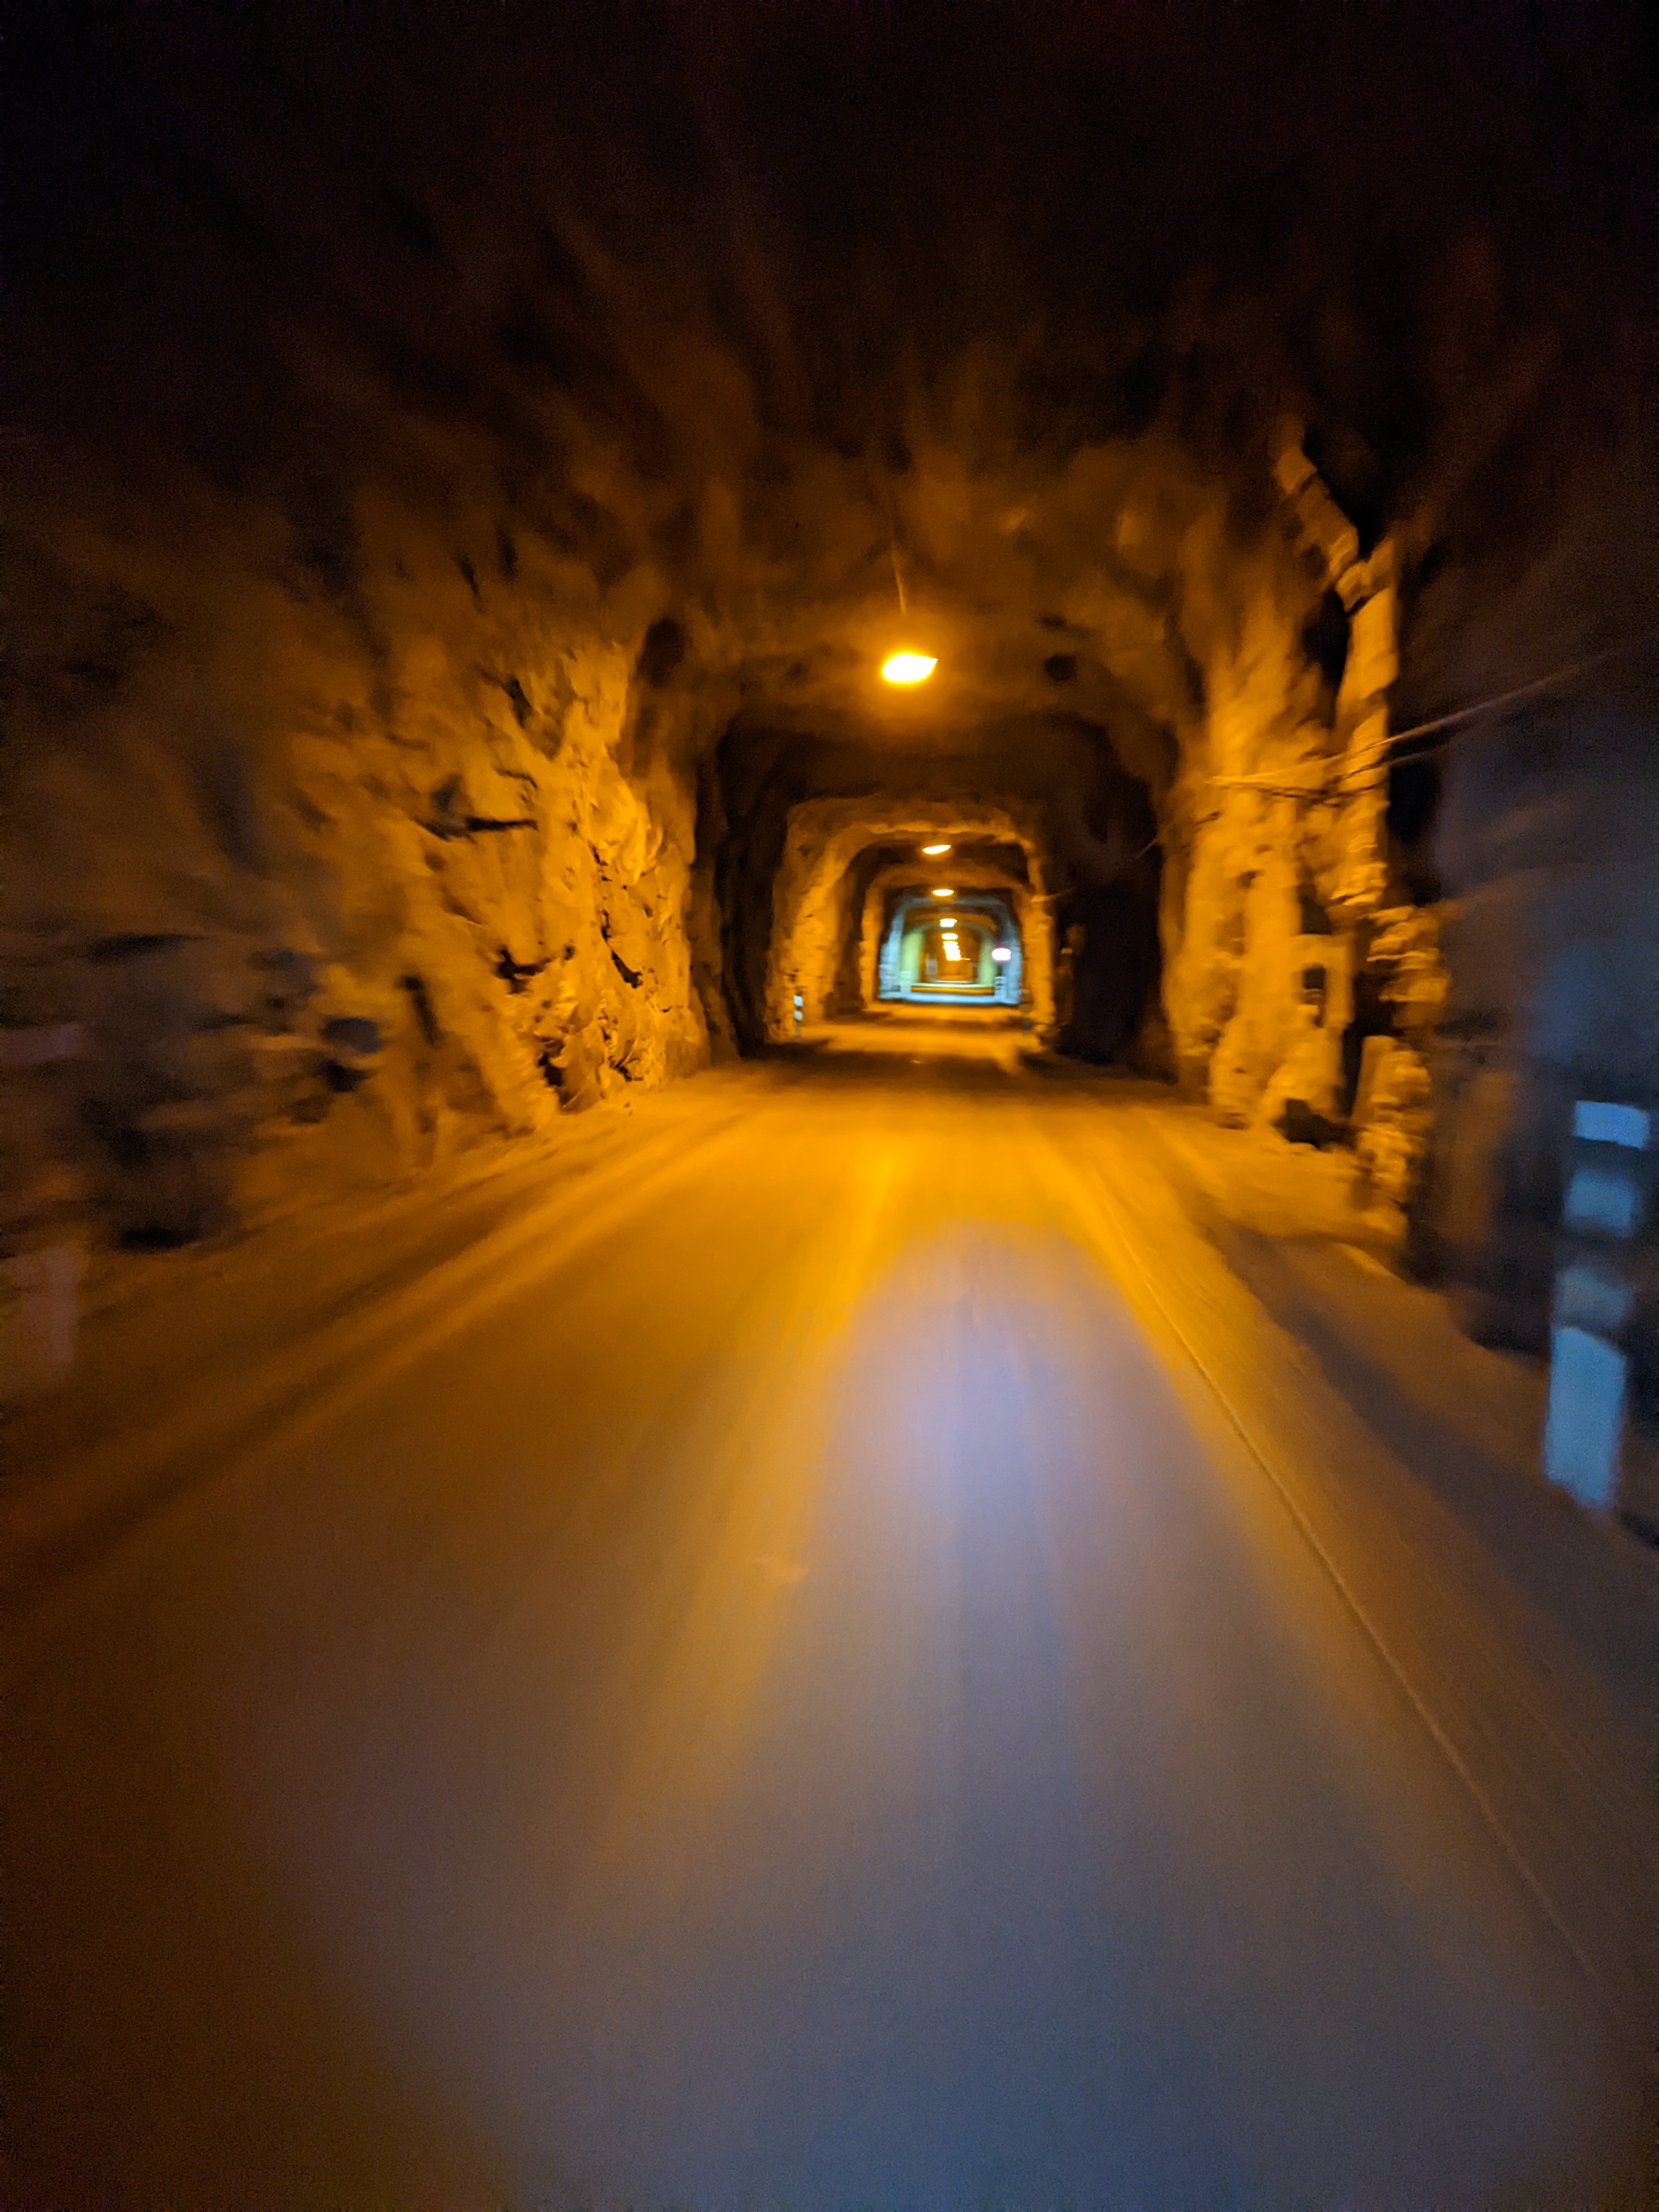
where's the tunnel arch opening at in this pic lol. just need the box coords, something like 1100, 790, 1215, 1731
877, 889, 1024, 1007
761, 797, 1057, 1039
705, 698, 1176, 1065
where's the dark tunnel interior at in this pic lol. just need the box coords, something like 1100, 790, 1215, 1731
4, 4, 1657, 2202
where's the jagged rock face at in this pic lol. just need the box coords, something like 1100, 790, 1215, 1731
2, 2, 1652, 1295
1166, 506, 1400, 1130
2, 459, 712, 1243
0, 399, 1391, 1255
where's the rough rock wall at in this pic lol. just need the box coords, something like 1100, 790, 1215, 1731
1413, 701, 1657, 1355
2, 456, 710, 1255
1157, 446, 1438, 1207
1152, 398, 1657, 1389
1394, 412, 1659, 1365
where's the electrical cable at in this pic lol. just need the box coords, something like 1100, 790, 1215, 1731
1211, 622, 1659, 805
1382, 622, 1659, 754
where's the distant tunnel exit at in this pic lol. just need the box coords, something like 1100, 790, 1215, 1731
878, 890, 1023, 1007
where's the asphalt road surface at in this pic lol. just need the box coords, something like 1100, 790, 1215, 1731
7, 1021, 1653, 2205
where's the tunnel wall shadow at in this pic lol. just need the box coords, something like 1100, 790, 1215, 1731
1054, 751, 1164, 1068
1060, 864, 1163, 1065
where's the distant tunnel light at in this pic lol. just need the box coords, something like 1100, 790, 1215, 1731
930, 887, 955, 899
992, 946, 1013, 962
882, 652, 938, 684
921, 841, 952, 856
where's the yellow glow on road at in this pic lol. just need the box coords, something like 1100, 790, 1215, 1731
13, 1002, 1629, 2204
921, 842, 951, 856
881, 653, 938, 685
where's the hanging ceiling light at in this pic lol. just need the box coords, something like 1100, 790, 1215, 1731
881, 652, 938, 684
930, 887, 954, 898
921, 841, 951, 856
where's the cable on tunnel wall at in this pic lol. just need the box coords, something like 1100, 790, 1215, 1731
1212, 624, 1659, 803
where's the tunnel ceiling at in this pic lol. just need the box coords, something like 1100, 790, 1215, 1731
9, 0, 1651, 746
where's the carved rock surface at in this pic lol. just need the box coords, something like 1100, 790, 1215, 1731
3, 1, 1650, 1338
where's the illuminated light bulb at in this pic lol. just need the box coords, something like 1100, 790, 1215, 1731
881, 652, 938, 685
992, 946, 1013, 962
921, 842, 951, 856
930, 887, 954, 898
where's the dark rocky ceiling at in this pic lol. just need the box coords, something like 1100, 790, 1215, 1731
8, 0, 1654, 740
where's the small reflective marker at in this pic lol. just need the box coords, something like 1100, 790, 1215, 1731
1542, 1327, 1627, 1508
1572, 1101, 1650, 1149
1564, 1166, 1640, 1238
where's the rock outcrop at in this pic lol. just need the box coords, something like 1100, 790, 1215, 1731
2, 454, 710, 1249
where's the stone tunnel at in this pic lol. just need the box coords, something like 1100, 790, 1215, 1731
3, 5, 1656, 2203
5, 33, 1652, 1370
4, 13, 1654, 1359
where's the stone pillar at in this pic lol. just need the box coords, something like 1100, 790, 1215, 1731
1328, 563, 1398, 922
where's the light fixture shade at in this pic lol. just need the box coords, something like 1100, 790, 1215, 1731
881, 652, 938, 684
